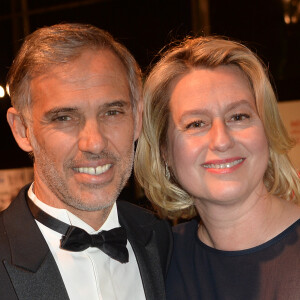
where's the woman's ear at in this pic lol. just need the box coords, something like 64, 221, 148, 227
161, 143, 168, 165
161, 144, 172, 180
7, 107, 33, 152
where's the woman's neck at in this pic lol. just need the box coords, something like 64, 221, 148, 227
195, 188, 300, 251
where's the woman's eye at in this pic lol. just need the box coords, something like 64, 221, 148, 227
185, 120, 205, 129
231, 113, 250, 121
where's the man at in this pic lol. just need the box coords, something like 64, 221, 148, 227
0, 23, 172, 300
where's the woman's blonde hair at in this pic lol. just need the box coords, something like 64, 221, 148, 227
134, 36, 300, 219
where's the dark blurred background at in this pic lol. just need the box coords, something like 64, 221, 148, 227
0, 0, 299, 203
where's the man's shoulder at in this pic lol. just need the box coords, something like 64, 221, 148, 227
117, 200, 173, 275
116, 200, 172, 236
117, 200, 159, 223
117, 200, 168, 228
116, 199, 172, 238
0, 184, 30, 217
0, 186, 29, 258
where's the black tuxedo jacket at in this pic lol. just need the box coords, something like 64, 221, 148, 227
0, 185, 172, 300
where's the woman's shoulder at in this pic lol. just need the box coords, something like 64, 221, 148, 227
274, 199, 300, 235
173, 218, 198, 231
172, 218, 199, 241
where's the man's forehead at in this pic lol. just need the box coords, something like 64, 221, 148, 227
31, 52, 128, 92
32, 49, 126, 81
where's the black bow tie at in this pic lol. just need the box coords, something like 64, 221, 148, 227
27, 197, 129, 263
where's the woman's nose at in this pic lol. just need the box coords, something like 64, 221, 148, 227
209, 119, 234, 152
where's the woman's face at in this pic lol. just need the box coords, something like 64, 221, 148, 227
165, 65, 269, 206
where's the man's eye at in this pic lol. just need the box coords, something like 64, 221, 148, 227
105, 110, 121, 116
185, 120, 205, 129
54, 116, 72, 122
231, 113, 250, 121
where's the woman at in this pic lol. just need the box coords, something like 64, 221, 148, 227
135, 36, 300, 299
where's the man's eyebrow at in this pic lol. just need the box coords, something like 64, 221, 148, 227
43, 100, 131, 118
44, 107, 78, 118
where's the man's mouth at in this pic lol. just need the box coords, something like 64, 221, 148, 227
73, 164, 112, 175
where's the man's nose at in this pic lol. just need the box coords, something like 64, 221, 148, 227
78, 119, 108, 154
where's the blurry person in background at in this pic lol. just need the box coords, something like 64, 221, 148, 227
0, 23, 171, 300
135, 36, 300, 300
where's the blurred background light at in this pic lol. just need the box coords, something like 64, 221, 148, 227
0, 85, 5, 98
282, 0, 300, 24
5, 84, 9, 97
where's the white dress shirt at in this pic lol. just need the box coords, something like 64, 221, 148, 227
28, 184, 146, 300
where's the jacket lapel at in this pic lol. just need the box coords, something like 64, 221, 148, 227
117, 201, 167, 300
2, 185, 69, 300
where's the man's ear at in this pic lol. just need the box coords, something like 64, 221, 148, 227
134, 98, 143, 141
7, 107, 33, 152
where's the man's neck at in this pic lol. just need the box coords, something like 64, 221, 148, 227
30, 183, 114, 231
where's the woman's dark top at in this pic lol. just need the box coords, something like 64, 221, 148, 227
166, 219, 300, 300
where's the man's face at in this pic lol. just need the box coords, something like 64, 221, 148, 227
26, 49, 141, 213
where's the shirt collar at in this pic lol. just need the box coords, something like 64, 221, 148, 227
28, 183, 120, 234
